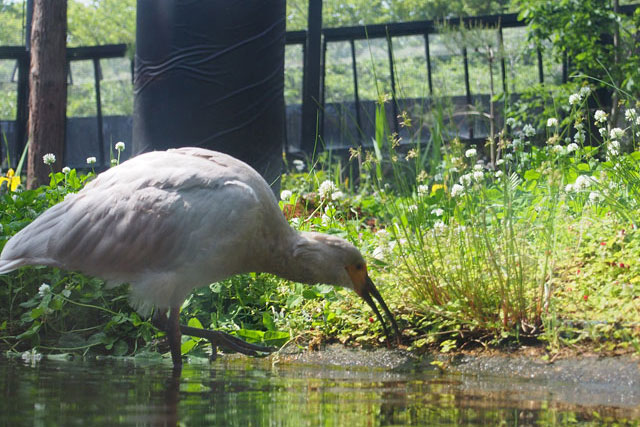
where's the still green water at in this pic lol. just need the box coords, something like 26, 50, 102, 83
0, 355, 638, 426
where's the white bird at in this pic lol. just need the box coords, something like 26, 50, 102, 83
0, 147, 400, 368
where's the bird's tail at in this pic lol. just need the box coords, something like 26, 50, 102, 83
0, 259, 24, 274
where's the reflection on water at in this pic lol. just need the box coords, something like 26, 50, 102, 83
0, 355, 638, 426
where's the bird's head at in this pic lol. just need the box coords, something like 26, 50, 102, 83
293, 232, 401, 344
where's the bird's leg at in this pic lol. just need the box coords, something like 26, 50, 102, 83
152, 308, 275, 360
179, 324, 277, 357
167, 306, 183, 368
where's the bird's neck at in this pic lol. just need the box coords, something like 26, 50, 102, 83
258, 231, 316, 285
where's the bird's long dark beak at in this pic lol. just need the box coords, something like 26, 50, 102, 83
359, 275, 401, 345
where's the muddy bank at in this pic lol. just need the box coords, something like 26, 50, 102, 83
274, 343, 640, 410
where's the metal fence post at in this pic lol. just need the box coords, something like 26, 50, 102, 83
386, 33, 399, 136
93, 58, 105, 166
300, 0, 323, 154
424, 32, 433, 96
462, 46, 473, 140
349, 39, 363, 143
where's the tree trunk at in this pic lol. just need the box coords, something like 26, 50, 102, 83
26, 0, 67, 189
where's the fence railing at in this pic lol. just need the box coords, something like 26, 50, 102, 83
286, 4, 639, 154
2, 5, 638, 167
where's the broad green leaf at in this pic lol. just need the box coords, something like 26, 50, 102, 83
187, 317, 204, 329
263, 330, 289, 346
302, 288, 319, 300
181, 339, 197, 355
262, 312, 276, 331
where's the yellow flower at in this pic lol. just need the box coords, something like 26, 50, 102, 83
431, 183, 447, 195
0, 169, 21, 192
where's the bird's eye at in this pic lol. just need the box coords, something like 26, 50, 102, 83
356, 263, 364, 270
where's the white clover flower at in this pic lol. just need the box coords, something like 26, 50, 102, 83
504, 153, 514, 161
546, 118, 558, 127
594, 109, 608, 124
376, 228, 390, 239
434, 173, 443, 181
318, 180, 337, 200
417, 184, 429, 197
292, 159, 305, 172
565, 183, 573, 192
451, 183, 465, 197
610, 139, 620, 150
38, 283, 51, 297
610, 127, 624, 140
495, 170, 504, 178
551, 145, 565, 155
574, 132, 585, 144
574, 122, 584, 132
321, 214, 331, 226
625, 108, 637, 123
589, 191, 603, 203
280, 190, 292, 201
331, 191, 345, 201
511, 138, 522, 148
599, 127, 607, 138
496, 158, 505, 166
407, 204, 418, 213
431, 208, 444, 217
42, 153, 56, 165
21, 349, 42, 363
115, 141, 125, 152
62, 166, 71, 174
473, 164, 484, 171
523, 124, 536, 137
465, 148, 477, 158
506, 117, 516, 127
459, 174, 473, 186
433, 220, 446, 233
110, 159, 118, 166
579, 86, 591, 97
574, 175, 592, 191
566, 143, 579, 153
568, 93, 581, 105
473, 171, 484, 182
86, 157, 97, 165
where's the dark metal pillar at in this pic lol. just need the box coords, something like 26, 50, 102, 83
93, 58, 105, 166
320, 38, 327, 144
462, 46, 473, 140
386, 34, 399, 136
349, 39, 363, 142
301, 0, 323, 153
498, 26, 507, 94
537, 47, 544, 84
424, 33, 433, 96
15, 0, 33, 165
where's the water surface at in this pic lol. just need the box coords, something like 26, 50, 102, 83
1, 354, 638, 425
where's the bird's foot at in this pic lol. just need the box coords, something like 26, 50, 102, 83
180, 324, 277, 360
